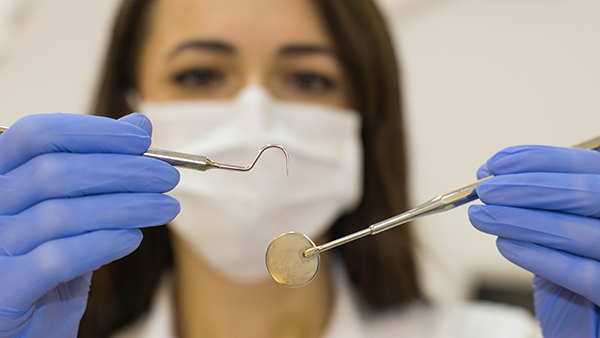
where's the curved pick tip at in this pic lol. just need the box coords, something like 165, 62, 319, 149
211, 144, 290, 175
257, 144, 290, 176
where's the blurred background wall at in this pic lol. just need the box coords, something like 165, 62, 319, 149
1, 0, 599, 307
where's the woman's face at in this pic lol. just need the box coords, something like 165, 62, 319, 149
137, 0, 351, 108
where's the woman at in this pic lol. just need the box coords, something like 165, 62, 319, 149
86, 0, 421, 336
1, 0, 599, 337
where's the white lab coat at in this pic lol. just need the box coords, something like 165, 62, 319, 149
111, 263, 542, 338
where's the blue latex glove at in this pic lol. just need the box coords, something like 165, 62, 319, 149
0, 113, 180, 338
469, 145, 600, 337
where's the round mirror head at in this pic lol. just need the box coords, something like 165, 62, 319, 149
265, 232, 320, 288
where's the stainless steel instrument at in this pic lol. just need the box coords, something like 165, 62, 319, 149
0, 125, 290, 174
266, 134, 600, 288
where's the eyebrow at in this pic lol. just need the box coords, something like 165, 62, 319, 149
168, 40, 236, 59
278, 44, 335, 56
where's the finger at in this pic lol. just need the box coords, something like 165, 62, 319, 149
477, 163, 491, 180
0, 113, 151, 174
486, 145, 600, 176
470, 205, 600, 261
476, 172, 600, 218
496, 238, 600, 306
0, 229, 142, 311
532, 276, 599, 338
119, 113, 152, 137
0, 153, 179, 215
0, 193, 179, 256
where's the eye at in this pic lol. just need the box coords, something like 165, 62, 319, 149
172, 68, 224, 88
285, 71, 334, 92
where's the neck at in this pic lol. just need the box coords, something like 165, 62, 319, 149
171, 233, 332, 338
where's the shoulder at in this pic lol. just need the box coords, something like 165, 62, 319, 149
328, 256, 542, 338
361, 301, 543, 338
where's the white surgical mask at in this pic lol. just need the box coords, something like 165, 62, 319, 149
139, 86, 363, 283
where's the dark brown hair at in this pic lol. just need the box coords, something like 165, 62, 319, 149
81, 0, 420, 336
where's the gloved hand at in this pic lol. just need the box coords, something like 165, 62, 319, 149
0, 113, 180, 338
468, 145, 600, 337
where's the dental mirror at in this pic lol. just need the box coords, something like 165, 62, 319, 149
265, 232, 319, 288
266, 133, 600, 288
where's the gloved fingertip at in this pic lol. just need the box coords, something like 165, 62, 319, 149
496, 237, 518, 260
119, 113, 153, 137
166, 195, 181, 216
160, 164, 181, 191
116, 229, 144, 253
495, 237, 535, 265
476, 163, 492, 180
472, 177, 499, 204
122, 227, 143, 240
153, 194, 181, 224
496, 237, 514, 249
467, 204, 485, 219
485, 145, 553, 175
485, 145, 528, 166
467, 205, 497, 233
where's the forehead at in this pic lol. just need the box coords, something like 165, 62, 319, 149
148, 0, 332, 54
